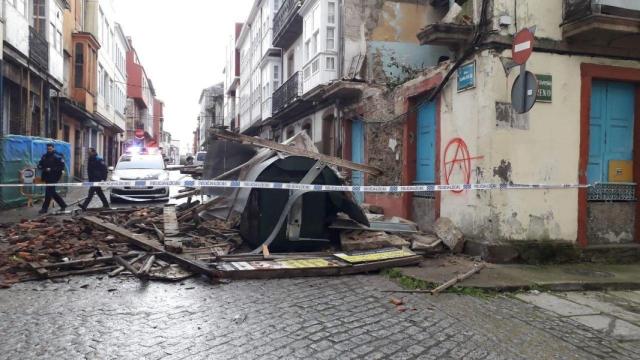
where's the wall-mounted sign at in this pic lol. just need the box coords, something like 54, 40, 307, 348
536, 74, 552, 103
457, 61, 476, 92
135, 129, 145, 139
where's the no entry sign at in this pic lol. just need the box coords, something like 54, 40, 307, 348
512, 29, 534, 65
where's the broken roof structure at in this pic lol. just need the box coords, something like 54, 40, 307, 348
204, 129, 374, 252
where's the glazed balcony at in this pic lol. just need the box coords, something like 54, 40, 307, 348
29, 27, 49, 69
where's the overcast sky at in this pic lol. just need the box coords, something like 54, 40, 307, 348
113, 0, 253, 153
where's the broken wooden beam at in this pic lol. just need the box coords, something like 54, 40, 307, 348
114, 255, 142, 278
431, 263, 486, 295
81, 216, 217, 279
211, 129, 383, 176
137, 255, 156, 277
177, 196, 227, 223
173, 189, 201, 199
109, 253, 147, 277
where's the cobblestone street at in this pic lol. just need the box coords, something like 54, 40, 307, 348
1, 274, 638, 360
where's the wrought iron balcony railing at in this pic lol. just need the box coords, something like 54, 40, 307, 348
29, 27, 49, 70
273, 0, 303, 49
272, 72, 302, 114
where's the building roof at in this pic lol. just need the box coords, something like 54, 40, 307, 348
199, 83, 224, 104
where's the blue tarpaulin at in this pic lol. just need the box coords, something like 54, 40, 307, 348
0, 135, 71, 209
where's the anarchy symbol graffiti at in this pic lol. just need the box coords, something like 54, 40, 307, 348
443, 138, 484, 193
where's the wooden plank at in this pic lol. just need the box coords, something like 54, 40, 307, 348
163, 205, 180, 236
30, 253, 141, 271
177, 197, 227, 223
172, 189, 201, 199
109, 253, 147, 277
46, 265, 117, 279
114, 255, 142, 278
137, 255, 156, 277
81, 216, 217, 278
211, 129, 383, 176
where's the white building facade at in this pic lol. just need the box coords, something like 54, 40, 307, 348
84, 0, 123, 160
236, 0, 282, 134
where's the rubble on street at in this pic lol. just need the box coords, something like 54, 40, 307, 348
0, 131, 461, 288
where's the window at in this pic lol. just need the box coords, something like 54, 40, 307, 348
273, 65, 280, 89
74, 43, 84, 88
326, 27, 335, 50
109, 79, 114, 107
78, 0, 85, 28
302, 122, 312, 137
32, 0, 46, 35
326, 56, 335, 70
312, 58, 319, 73
313, 5, 320, 31
98, 65, 104, 96
304, 66, 311, 79
304, 41, 310, 62
57, 30, 63, 54
99, 8, 104, 41
274, 0, 281, 12
328, 2, 336, 24
312, 32, 318, 56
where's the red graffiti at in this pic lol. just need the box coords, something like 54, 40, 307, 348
443, 138, 484, 193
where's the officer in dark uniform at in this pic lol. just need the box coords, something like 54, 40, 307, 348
79, 147, 110, 211
38, 143, 67, 214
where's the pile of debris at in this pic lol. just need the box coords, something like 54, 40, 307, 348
0, 129, 466, 287
0, 201, 238, 287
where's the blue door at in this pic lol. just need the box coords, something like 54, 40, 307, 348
416, 101, 436, 184
588, 81, 635, 183
351, 119, 364, 203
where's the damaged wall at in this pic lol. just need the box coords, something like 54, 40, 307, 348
437, 50, 640, 243
587, 203, 636, 245
343, 0, 450, 84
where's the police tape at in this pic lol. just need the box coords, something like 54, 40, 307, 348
0, 180, 592, 193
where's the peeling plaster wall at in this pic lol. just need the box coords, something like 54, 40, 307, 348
343, 0, 450, 83
438, 50, 640, 243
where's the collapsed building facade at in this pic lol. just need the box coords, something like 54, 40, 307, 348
223, 0, 640, 249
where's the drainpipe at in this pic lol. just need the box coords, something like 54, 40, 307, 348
0, 2, 4, 135
0, 60, 4, 136
338, 0, 344, 79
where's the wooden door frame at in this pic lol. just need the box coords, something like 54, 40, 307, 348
578, 63, 640, 247
401, 74, 443, 220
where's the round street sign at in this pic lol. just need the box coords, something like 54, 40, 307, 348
512, 29, 534, 65
135, 129, 145, 139
511, 71, 538, 114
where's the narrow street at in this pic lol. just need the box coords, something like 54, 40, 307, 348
2, 0, 640, 359
1, 275, 639, 360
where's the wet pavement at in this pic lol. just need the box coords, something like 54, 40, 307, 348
0, 274, 639, 360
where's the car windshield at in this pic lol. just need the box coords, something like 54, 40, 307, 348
116, 155, 164, 170
196, 152, 206, 161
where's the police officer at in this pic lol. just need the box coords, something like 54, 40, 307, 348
79, 147, 110, 211
38, 143, 67, 214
